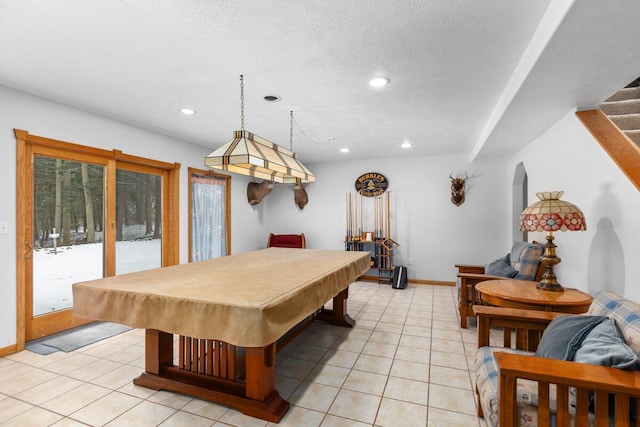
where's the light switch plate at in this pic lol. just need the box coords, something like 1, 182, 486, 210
0, 221, 8, 235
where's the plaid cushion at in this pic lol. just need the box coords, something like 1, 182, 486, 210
475, 346, 540, 427
475, 346, 576, 427
512, 243, 544, 281
587, 292, 640, 358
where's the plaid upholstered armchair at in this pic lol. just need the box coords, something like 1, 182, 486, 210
456, 241, 544, 328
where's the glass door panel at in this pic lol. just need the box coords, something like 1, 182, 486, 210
32, 156, 105, 316
115, 169, 162, 275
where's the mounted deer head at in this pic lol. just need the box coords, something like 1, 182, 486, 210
449, 172, 468, 206
293, 183, 308, 209
247, 180, 275, 206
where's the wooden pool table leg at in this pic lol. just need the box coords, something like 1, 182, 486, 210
134, 330, 289, 423
141, 329, 173, 375
243, 344, 289, 420
318, 287, 356, 328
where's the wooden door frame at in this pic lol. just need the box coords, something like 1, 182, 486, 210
14, 129, 180, 349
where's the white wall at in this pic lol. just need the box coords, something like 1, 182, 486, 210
508, 110, 640, 302
0, 85, 263, 348
262, 155, 510, 282
7, 84, 594, 351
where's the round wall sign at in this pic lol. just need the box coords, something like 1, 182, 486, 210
355, 172, 388, 197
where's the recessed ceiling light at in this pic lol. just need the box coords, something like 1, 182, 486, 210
369, 77, 390, 88
264, 95, 281, 102
340, 148, 350, 153
401, 141, 412, 149
180, 107, 196, 115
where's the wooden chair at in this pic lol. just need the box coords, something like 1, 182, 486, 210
456, 241, 544, 328
473, 292, 640, 426
266, 233, 306, 249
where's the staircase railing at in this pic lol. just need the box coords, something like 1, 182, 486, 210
576, 109, 640, 191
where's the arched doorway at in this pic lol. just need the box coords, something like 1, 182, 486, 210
512, 162, 528, 241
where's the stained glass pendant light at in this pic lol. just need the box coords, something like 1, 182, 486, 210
205, 75, 315, 184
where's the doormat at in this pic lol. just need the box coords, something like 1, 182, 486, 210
26, 321, 132, 355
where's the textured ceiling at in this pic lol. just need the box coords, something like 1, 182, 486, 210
1, 0, 639, 164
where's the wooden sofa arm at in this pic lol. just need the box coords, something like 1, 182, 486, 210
473, 305, 564, 322
455, 264, 485, 273
474, 305, 566, 350
457, 272, 511, 281
495, 352, 640, 426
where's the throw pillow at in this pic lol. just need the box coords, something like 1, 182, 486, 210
535, 315, 607, 360
574, 318, 639, 370
485, 254, 517, 278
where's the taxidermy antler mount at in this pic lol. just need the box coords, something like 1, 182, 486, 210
247, 180, 275, 205
293, 183, 308, 209
449, 172, 468, 206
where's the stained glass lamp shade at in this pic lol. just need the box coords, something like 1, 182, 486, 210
520, 191, 586, 291
205, 130, 315, 184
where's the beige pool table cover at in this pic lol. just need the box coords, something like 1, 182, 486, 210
73, 248, 370, 347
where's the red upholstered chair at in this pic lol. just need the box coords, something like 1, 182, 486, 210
267, 233, 306, 249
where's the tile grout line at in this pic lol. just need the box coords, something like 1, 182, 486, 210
0, 283, 483, 426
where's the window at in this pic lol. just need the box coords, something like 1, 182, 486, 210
188, 168, 231, 261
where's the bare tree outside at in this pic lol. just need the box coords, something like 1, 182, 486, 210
33, 156, 162, 314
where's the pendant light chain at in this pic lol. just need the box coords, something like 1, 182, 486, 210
240, 75, 245, 131
290, 110, 301, 185
289, 110, 294, 150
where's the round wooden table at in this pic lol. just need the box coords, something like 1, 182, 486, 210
475, 279, 593, 313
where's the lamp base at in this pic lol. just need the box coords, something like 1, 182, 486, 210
536, 281, 565, 292
537, 232, 565, 292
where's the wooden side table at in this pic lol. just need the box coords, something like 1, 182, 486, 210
474, 279, 593, 349
475, 279, 592, 313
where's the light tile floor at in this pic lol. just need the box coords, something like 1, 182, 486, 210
0, 283, 486, 426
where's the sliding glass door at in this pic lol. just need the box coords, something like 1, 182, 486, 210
16, 129, 179, 344
115, 168, 162, 274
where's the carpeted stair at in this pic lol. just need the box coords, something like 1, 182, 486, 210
600, 81, 640, 146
